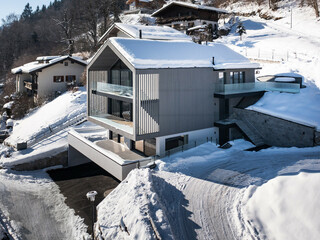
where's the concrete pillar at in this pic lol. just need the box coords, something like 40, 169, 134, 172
68, 145, 91, 167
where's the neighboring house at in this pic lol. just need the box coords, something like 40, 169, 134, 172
98, 22, 192, 43
125, 0, 165, 14
151, 1, 228, 39
11, 55, 87, 101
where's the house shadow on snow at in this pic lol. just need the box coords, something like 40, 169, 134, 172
202, 149, 320, 189
149, 174, 200, 240
162, 143, 320, 189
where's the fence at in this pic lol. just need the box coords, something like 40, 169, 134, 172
239, 47, 319, 63
27, 113, 87, 148
163, 137, 218, 158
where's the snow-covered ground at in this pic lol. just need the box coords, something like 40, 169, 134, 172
0, 168, 89, 239
5, 87, 87, 146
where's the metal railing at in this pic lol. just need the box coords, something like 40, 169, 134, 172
214, 82, 300, 95
27, 113, 87, 147
162, 137, 217, 158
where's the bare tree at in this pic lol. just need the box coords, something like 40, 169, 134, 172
309, 0, 320, 17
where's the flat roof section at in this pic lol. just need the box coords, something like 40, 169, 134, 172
95, 140, 145, 161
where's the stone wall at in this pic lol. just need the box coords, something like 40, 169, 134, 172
234, 108, 316, 147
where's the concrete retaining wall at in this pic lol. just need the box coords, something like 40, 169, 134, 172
234, 108, 316, 147
12, 151, 68, 171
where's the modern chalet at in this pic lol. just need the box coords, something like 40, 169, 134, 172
11, 55, 87, 101
151, 1, 228, 32
68, 37, 268, 180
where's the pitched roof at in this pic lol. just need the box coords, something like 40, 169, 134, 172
12, 56, 87, 74
99, 23, 191, 43
151, 1, 228, 17
108, 37, 259, 70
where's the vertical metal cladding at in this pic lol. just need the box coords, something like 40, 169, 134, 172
89, 70, 108, 116
137, 73, 160, 135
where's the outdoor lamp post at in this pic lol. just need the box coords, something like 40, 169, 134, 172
86, 190, 98, 239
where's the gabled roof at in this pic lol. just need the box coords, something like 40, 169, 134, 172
126, 0, 153, 4
11, 56, 87, 74
107, 37, 259, 70
151, 1, 228, 17
99, 23, 191, 43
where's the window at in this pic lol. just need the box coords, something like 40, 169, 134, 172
110, 60, 132, 87
230, 71, 245, 84
53, 76, 64, 82
108, 99, 133, 121
66, 75, 76, 83
64, 62, 68, 66
219, 72, 226, 84
165, 135, 188, 151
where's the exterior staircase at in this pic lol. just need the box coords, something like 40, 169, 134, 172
233, 119, 265, 147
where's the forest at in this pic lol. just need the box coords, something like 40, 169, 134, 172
0, 0, 126, 80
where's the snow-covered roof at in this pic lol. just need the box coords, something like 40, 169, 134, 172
152, 1, 229, 16
11, 55, 87, 74
36, 56, 60, 61
109, 37, 259, 69
126, 0, 153, 3
99, 23, 191, 43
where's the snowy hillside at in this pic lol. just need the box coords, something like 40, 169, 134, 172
5, 88, 87, 146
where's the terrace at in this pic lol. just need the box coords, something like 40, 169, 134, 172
214, 82, 300, 98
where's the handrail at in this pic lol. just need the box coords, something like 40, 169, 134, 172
27, 113, 87, 147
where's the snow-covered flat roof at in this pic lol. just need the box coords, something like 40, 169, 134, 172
152, 1, 229, 16
11, 55, 87, 74
99, 23, 191, 43
109, 37, 259, 69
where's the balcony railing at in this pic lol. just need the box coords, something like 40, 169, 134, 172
97, 82, 133, 98
214, 82, 300, 96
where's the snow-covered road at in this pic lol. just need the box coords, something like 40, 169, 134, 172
0, 169, 88, 240
157, 144, 320, 239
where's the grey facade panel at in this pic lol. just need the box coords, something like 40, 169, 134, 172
136, 68, 217, 138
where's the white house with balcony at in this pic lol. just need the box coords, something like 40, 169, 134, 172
12, 55, 87, 101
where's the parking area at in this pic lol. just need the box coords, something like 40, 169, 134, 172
48, 162, 120, 235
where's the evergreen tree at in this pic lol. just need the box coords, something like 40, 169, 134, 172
236, 22, 246, 41
21, 3, 33, 20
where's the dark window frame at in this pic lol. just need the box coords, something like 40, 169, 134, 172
53, 76, 64, 83
109, 60, 133, 87
66, 75, 76, 83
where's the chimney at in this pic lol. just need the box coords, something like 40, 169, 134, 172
212, 57, 215, 65
139, 29, 142, 39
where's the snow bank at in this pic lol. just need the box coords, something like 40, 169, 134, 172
246, 86, 320, 130
96, 169, 173, 239
5, 88, 87, 145
244, 172, 320, 240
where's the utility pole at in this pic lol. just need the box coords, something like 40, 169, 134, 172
290, 7, 293, 29
87, 191, 98, 239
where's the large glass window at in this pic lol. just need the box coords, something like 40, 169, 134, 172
108, 99, 132, 121
219, 72, 226, 84
165, 135, 188, 151
110, 60, 132, 87
230, 71, 245, 84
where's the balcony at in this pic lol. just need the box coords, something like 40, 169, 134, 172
96, 82, 133, 100
90, 114, 134, 136
24, 80, 37, 90
214, 82, 300, 98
